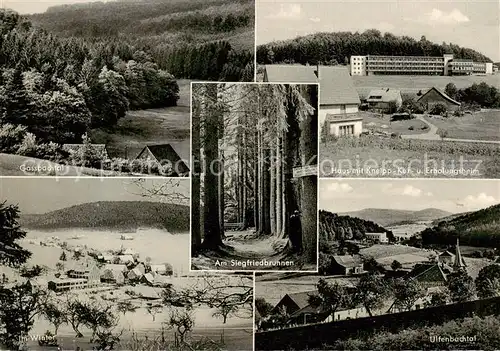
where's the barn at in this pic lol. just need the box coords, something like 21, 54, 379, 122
417, 87, 461, 112
135, 144, 190, 176
366, 88, 402, 113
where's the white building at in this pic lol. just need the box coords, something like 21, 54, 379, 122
48, 278, 87, 292
365, 232, 389, 244
350, 56, 367, 76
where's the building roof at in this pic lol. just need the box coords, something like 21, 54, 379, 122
104, 264, 128, 272
453, 238, 467, 269
439, 250, 454, 257
366, 88, 401, 103
407, 263, 448, 283
284, 290, 319, 310
135, 144, 189, 173
332, 255, 363, 268
117, 255, 134, 262
264, 65, 361, 106
417, 87, 461, 106
150, 264, 167, 272
325, 113, 363, 123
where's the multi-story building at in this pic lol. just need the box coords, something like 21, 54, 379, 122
351, 54, 493, 76
48, 278, 87, 292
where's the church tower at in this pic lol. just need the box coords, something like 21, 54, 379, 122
453, 238, 467, 271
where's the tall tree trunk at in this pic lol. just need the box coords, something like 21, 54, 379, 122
257, 125, 264, 235
253, 129, 259, 230
218, 137, 225, 240
270, 145, 276, 235
191, 85, 202, 254
299, 85, 318, 264
275, 134, 282, 237
262, 147, 271, 234
202, 83, 222, 249
242, 115, 249, 229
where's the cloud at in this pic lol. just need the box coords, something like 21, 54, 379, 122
309, 17, 321, 23
267, 4, 302, 20
461, 192, 498, 209
426, 192, 434, 197
326, 182, 353, 193
382, 183, 423, 197
409, 8, 470, 25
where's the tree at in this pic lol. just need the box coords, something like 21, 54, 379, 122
255, 298, 273, 318
116, 300, 138, 316
447, 270, 476, 303
0, 281, 47, 348
430, 103, 447, 116
146, 303, 163, 322
212, 303, 239, 324
445, 83, 458, 99
354, 273, 388, 317
19, 264, 47, 278
426, 291, 448, 307
167, 307, 195, 344
80, 302, 119, 341
363, 257, 385, 273
73, 250, 83, 260
437, 129, 449, 140
310, 278, 349, 317
475, 264, 500, 298
392, 278, 424, 312
64, 298, 86, 337
391, 260, 402, 271
59, 251, 67, 261
0, 202, 31, 267
41, 300, 66, 335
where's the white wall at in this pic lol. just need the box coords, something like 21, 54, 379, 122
350, 56, 367, 76
486, 63, 493, 74
328, 120, 363, 137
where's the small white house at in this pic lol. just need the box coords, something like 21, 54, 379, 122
365, 232, 389, 244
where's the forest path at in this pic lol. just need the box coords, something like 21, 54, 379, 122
224, 229, 288, 258
191, 229, 296, 271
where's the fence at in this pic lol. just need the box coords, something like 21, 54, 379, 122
254, 296, 500, 350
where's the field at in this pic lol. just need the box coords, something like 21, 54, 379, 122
353, 74, 500, 97
90, 79, 192, 161
319, 136, 500, 178
362, 112, 428, 135
423, 110, 500, 141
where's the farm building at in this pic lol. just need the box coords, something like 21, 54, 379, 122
417, 87, 461, 112
127, 267, 144, 281
330, 255, 364, 275
262, 64, 361, 127
365, 88, 402, 113
135, 144, 190, 176
271, 290, 318, 316
407, 262, 449, 287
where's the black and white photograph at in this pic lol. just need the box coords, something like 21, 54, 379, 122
0, 0, 255, 177
257, 0, 500, 178
191, 82, 319, 272
0, 178, 253, 350
255, 179, 500, 350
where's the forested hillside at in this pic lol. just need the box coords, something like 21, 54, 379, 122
29, 0, 254, 81
0, 8, 178, 147
20, 201, 190, 232
257, 30, 491, 65
319, 210, 391, 242
340, 208, 451, 227
421, 204, 500, 248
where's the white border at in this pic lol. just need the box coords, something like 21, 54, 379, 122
189, 81, 321, 274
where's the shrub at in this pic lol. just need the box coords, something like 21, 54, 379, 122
430, 103, 447, 116
16, 132, 37, 156
408, 126, 414, 130
0, 123, 27, 153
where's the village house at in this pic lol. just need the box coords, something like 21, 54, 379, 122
263, 64, 362, 137
135, 144, 190, 176
115, 254, 135, 264
417, 87, 461, 112
365, 232, 389, 244
66, 262, 101, 287
365, 88, 402, 113
100, 264, 127, 285
127, 267, 144, 281
330, 255, 364, 275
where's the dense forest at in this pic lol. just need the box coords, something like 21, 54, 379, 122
319, 210, 392, 242
421, 204, 500, 248
0, 8, 178, 158
29, 0, 255, 81
257, 30, 492, 65
192, 83, 317, 264
19, 201, 190, 233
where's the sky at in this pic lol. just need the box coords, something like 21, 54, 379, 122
2, 0, 114, 14
257, 0, 500, 61
0, 178, 190, 214
319, 179, 500, 214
